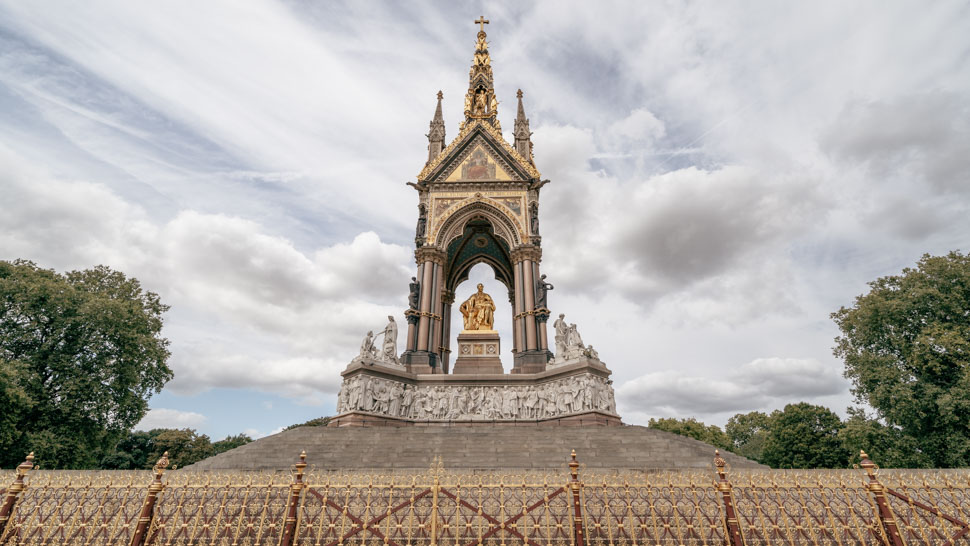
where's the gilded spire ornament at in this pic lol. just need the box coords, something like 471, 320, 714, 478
464, 16, 499, 126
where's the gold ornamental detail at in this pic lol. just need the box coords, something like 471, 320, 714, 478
428, 193, 527, 246
417, 121, 540, 182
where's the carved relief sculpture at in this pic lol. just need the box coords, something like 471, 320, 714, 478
336, 372, 617, 420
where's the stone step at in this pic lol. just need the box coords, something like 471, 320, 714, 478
184, 425, 764, 471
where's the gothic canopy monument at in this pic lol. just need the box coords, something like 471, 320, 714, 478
331, 18, 618, 426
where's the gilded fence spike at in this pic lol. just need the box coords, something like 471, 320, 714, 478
714, 450, 746, 546
280, 450, 308, 546
568, 450, 586, 545
130, 451, 169, 546
0, 452, 35, 539
860, 450, 907, 546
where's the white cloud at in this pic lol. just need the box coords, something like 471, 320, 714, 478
616, 357, 847, 420
0, 144, 410, 401
136, 408, 207, 431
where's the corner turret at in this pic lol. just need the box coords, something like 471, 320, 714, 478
427, 91, 446, 163
514, 89, 533, 163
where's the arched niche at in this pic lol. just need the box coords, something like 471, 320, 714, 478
445, 219, 513, 298
435, 199, 523, 251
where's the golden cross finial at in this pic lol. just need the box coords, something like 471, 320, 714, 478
474, 16, 489, 32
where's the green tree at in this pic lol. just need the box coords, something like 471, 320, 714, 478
284, 416, 331, 431
100, 430, 159, 470
832, 251, 970, 467
149, 428, 214, 469
0, 260, 171, 468
213, 433, 253, 454
838, 408, 929, 468
725, 411, 771, 462
761, 403, 848, 469
648, 417, 732, 451
0, 358, 32, 460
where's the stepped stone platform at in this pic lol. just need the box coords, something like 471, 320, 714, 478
185, 424, 764, 471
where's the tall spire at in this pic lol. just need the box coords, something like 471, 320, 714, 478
427, 90, 446, 162
463, 16, 499, 127
514, 89, 533, 162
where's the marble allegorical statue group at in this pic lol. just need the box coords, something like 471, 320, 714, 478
354, 315, 403, 367
337, 372, 616, 420
551, 313, 599, 364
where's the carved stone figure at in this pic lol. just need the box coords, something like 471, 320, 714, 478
567, 324, 584, 349
358, 331, 378, 361
535, 274, 553, 310
389, 383, 403, 417
459, 283, 496, 330
416, 204, 427, 238
553, 314, 567, 357
381, 316, 399, 364
474, 89, 487, 114
529, 202, 539, 235
408, 277, 420, 310
401, 386, 413, 418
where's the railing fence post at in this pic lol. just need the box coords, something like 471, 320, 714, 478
279, 450, 307, 546
714, 450, 746, 546
860, 450, 907, 546
130, 451, 169, 546
0, 452, 35, 540
568, 449, 586, 545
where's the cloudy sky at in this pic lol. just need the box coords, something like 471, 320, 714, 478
1, 1, 968, 440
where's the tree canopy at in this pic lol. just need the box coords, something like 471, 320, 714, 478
725, 411, 771, 462
648, 417, 732, 451
760, 403, 848, 469
0, 260, 172, 468
832, 251, 970, 467
101, 429, 253, 469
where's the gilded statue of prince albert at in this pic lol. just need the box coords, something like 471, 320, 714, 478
459, 283, 496, 331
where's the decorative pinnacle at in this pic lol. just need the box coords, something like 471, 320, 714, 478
293, 449, 308, 478
154, 451, 170, 475
16, 452, 35, 477
516, 89, 523, 99
436, 90, 443, 100
714, 449, 727, 470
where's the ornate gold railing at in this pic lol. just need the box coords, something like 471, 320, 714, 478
0, 450, 968, 545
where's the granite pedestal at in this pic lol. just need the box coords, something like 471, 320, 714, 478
452, 330, 503, 374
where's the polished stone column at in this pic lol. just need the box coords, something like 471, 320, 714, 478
416, 261, 433, 351
512, 261, 525, 353
440, 290, 454, 373
511, 245, 546, 373
522, 258, 538, 350
406, 247, 446, 372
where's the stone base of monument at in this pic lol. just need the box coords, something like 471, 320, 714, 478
401, 350, 436, 374
184, 424, 766, 471
331, 357, 620, 426
451, 330, 503, 374
328, 409, 621, 427
512, 350, 552, 374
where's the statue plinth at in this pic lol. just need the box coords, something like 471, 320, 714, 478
452, 330, 503, 374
